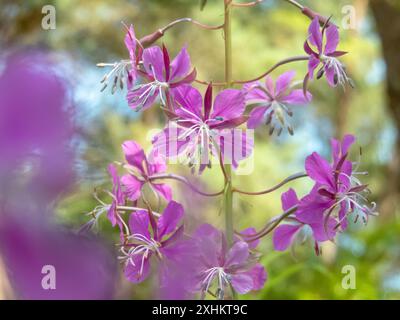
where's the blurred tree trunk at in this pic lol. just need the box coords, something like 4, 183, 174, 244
370, 0, 400, 216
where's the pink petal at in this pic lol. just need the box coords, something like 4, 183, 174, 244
308, 56, 321, 79
243, 81, 269, 102
124, 24, 136, 61
152, 183, 173, 201
126, 84, 158, 111
273, 224, 302, 251
248, 263, 267, 290
275, 70, 296, 96
281, 89, 312, 105
121, 174, 143, 201
216, 129, 254, 169
129, 210, 151, 239
305, 152, 335, 188
239, 227, 259, 249
281, 188, 299, 211
157, 201, 184, 239
310, 217, 337, 242
124, 254, 151, 284
173, 84, 203, 121
211, 89, 245, 121
247, 106, 268, 129
225, 241, 249, 267
308, 17, 323, 53
142, 46, 165, 80
230, 273, 254, 294
324, 25, 339, 54
324, 64, 336, 87
122, 140, 146, 172
170, 46, 191, 81
151, 125, 190, 158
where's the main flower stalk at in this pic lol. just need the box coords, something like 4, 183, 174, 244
223, 0, 234, 247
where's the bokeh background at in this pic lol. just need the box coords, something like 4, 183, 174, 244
0, 0, 399, 299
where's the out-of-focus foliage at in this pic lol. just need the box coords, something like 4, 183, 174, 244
2, 0, 399, 299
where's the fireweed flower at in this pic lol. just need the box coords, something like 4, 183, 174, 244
244, 71, 312, 135
120, 140, 172, 202
191, 224, 266, 299
120, 201, 185, 283
151, 84, 253, 173
304, 17, 353, 88
126, 45, 197, 111
98, 24, 141, 93
273, 188, 336, 254
297, 134, 377, 231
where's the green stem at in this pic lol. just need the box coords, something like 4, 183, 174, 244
223, 0, 234, 247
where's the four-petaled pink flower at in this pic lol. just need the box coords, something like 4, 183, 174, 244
244, 71, 312, 135
191, 224, 267, 299
127, 45, 196, 111
120, 140, 172, 202
121, 201, 185, 283
273, 188, 336, 254
152, 84, 253, 173
304, 17, 353, 87
297, 134, 376, 232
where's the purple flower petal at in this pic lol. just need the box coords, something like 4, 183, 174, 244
151, 125, 189, 158
275, 70, 296, 96
324, 24, 339, 54
122, 140, 146, 172
230, 273, 254, 294
129, 210, 151, 239
308, 17, 323, 53
305, 152, 335, 188
142, 46, 165, 81
309, 217, 337, 242
225, 241, 249, 267
239, 227, 259, 249
124, 254, 151, 283
157, 201, 184, 239
248, 263, 267, 290
247, 106, 268, 129
273, 224, 302, 251
281, 188, 299, 211
211, 89, 245, 121
243, 81, 270, 101
124, 24, 136, 61
173, 85, 203, 121
281, 89, 312, 105
324, 64, 336, 87
152, 183, 173, 201
126, 84, 158, 111
170, 46, 191, 81
121, 174, 143, 201
308, 56, 321, 79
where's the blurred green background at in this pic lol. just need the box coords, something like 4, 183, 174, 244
1, 0, 399, 299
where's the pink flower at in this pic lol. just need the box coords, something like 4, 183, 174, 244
273, 188, 336, 254
304, 18, 353, 87
244, 71, 312, 135
120, 140, 172, 202
297, 134, 376, 232
126, 45, 196, 111
152, 84, 253, 173
120, 201, 185, 284
191, 224, 267, 299
99, 24, 141, 93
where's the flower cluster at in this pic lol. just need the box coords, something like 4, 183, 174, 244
87, 10, 376, 300
273, 135, 377, 254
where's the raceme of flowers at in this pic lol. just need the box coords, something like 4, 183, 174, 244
88, 12, 376, 300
